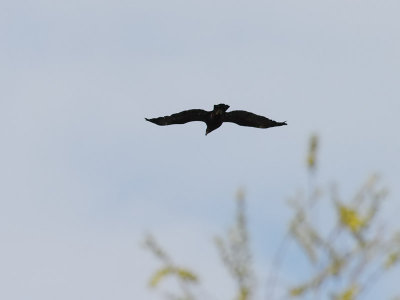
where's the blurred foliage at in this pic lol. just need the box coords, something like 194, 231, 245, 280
215, 189, 255, 300
144, 235, 198, 300
284, 135, 399, 300
306, 133, 319, 171
144, 135, 400, 299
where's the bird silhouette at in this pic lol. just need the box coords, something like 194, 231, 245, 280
145, 104, 287, 135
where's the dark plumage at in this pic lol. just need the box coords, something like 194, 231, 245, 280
145, 104, 287, 135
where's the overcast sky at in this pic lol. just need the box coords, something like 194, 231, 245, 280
1, 0, 400, 299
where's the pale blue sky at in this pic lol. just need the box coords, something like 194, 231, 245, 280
1, 0, 400, 299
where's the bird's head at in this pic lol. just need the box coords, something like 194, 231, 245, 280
213, 103, 230, 112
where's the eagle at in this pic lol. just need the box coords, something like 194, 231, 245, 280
145, 104, 287, 135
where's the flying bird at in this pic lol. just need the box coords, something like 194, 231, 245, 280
145, 104, 287, 135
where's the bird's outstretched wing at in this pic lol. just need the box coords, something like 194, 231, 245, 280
145, 109, 208, 126
223, 110, 287, 128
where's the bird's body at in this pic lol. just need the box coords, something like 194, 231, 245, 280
145, 104, 287, 135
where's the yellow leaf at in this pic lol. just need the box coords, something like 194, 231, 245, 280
329, 258, 345, 276
237, 287, 249, 300
176, 268, 198, 282
149, 267, 174, 287
337, 285, 358, 300
149, 266, 198, 288
307, 155, 315, 169
385, 252, 400, 269
338, 205, 365, 233
306, 135, 319, 170
289, 285, 307, 297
